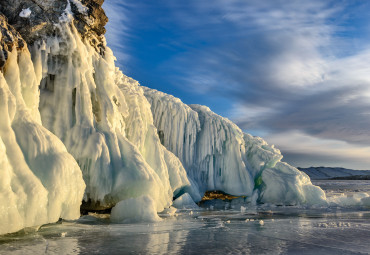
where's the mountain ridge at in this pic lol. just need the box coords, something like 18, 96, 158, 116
298, 166, 370, 180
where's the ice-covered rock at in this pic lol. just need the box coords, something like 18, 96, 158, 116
0, 0, 107, 49
0, 15, 85, 235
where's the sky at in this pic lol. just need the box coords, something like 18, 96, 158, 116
103, 0, 370, 170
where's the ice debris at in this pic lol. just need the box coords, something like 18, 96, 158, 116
110, 196, 162, 223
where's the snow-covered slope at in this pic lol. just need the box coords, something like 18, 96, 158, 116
298, 167, 370, 180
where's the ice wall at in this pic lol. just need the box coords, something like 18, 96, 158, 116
144, 88, 326, 205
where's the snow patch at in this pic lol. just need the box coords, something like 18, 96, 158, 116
70, 0, 88, 14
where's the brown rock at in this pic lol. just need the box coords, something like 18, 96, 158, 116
0, 0, 108, 53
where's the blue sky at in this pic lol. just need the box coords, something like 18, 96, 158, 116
103, 0, 370, 170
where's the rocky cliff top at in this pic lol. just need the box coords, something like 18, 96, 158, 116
0, 0, 107, 51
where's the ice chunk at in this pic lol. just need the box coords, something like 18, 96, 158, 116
328, 192, 370, 207
173, 193, 199, 209
361, 196, 370, 207
144, 88, 326, 206
19, 8, 31, 18
159, 207, 177, 217
111, 196, 162, 223
259, 162, 327, 205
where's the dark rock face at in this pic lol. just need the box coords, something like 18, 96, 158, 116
0, 0, 107, 52
0, 14, 26, 68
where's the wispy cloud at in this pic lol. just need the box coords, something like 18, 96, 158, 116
103, 0, 134, 68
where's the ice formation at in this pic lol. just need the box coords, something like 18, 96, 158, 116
144, 88, 327, 205
35, 4, 194, 214
0, 0, 335, 236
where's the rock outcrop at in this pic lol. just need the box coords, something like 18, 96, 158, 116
0, 0, 107, 52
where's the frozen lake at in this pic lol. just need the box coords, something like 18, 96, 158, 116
1, 180, 370, 254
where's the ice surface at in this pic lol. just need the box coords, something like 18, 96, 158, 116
2, 179, 370, 255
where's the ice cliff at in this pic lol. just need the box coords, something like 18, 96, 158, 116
0, 0, 326, 235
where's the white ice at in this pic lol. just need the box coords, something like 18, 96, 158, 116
110, 196, 162, 223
